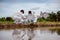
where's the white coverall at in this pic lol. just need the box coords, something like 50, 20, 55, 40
27, 14, 37, 23
12, 12, 26, 24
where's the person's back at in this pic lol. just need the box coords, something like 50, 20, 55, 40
12, 10, 26, 24
27, 11, 36, 24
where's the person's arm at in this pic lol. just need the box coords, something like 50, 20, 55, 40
33, 15, 37, 22
21, 14, 26, 19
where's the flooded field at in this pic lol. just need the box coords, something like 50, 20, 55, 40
0, 28, 60, 40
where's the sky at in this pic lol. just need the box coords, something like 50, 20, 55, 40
0, 0, 60, 17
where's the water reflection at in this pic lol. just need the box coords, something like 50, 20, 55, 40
12, 28, 35, 40
0, 28, 60, 40
27, 28, 35, 40
49, 29, 60, 35
12, 29, 26, 40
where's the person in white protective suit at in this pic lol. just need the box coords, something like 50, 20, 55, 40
12, 10, 26, 24
27, 11, 37, 24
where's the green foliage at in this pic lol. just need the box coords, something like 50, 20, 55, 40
57, 11, 60, 21
5, 17, 13, 21
46, 12, 57, 22
0, 17, 14, 22
37, 11, 60, 22
0, 17, 5, 21
37, 17, 46, 22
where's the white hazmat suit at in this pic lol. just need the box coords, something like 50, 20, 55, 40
12, 12, 26, 24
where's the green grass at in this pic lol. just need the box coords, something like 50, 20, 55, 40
0, 21, 13, 24
0, 21, 60, 25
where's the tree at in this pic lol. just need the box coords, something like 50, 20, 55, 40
6, 17, 13, 21
46, 12, 57, 21
57, 11, 60, 21
0, 17, 5, 21
37, 17, 46, 22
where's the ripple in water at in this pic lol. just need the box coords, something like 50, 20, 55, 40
0, 29, 60, 40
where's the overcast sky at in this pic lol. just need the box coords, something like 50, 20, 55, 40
0, 0, 60, 17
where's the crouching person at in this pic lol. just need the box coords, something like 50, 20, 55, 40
12, 10, 26, 24
27, 11, 37, 24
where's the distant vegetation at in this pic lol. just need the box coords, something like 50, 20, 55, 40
37, 11, 60, 22
0, 17, 13, 22
0, 17, 14, 24
0, 11, 60, 22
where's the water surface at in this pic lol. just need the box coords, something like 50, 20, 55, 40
0, 29, 60, 40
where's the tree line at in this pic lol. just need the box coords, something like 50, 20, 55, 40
0, 17, 13, 21
37, 11, 60, 22
0, 11, 60, 22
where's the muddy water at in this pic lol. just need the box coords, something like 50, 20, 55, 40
0, 28, 60, 40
